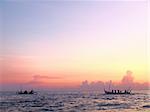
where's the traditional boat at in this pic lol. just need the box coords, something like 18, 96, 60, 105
104, 81, 132, 95
104, 89, 131, 95
17, 90, 34, 94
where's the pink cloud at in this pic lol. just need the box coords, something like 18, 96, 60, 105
27, 74, 62, 85
80, 70, 149, 91
121, 70, 134, 84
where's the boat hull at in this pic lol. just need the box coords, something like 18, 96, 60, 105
104, 90, 131, 95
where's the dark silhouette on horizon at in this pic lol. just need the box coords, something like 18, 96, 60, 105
104, 81, 132, 95
17, 90, 34, 94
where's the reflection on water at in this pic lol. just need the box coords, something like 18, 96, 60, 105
0, 90, 150, 112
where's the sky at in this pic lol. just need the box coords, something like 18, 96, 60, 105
0, 1, 149, 90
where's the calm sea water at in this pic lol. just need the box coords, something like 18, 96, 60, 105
0, 90, 150, 112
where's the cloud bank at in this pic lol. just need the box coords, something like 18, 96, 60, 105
1, 71, 149, 91
80, 70, 149, 91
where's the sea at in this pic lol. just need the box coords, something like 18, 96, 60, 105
0, 90, 150, 112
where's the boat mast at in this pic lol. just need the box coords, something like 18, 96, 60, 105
108, 80, 111, 91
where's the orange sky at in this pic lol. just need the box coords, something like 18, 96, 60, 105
1, 1, 149, 89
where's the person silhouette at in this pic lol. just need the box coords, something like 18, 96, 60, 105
24, 90, 28, 94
